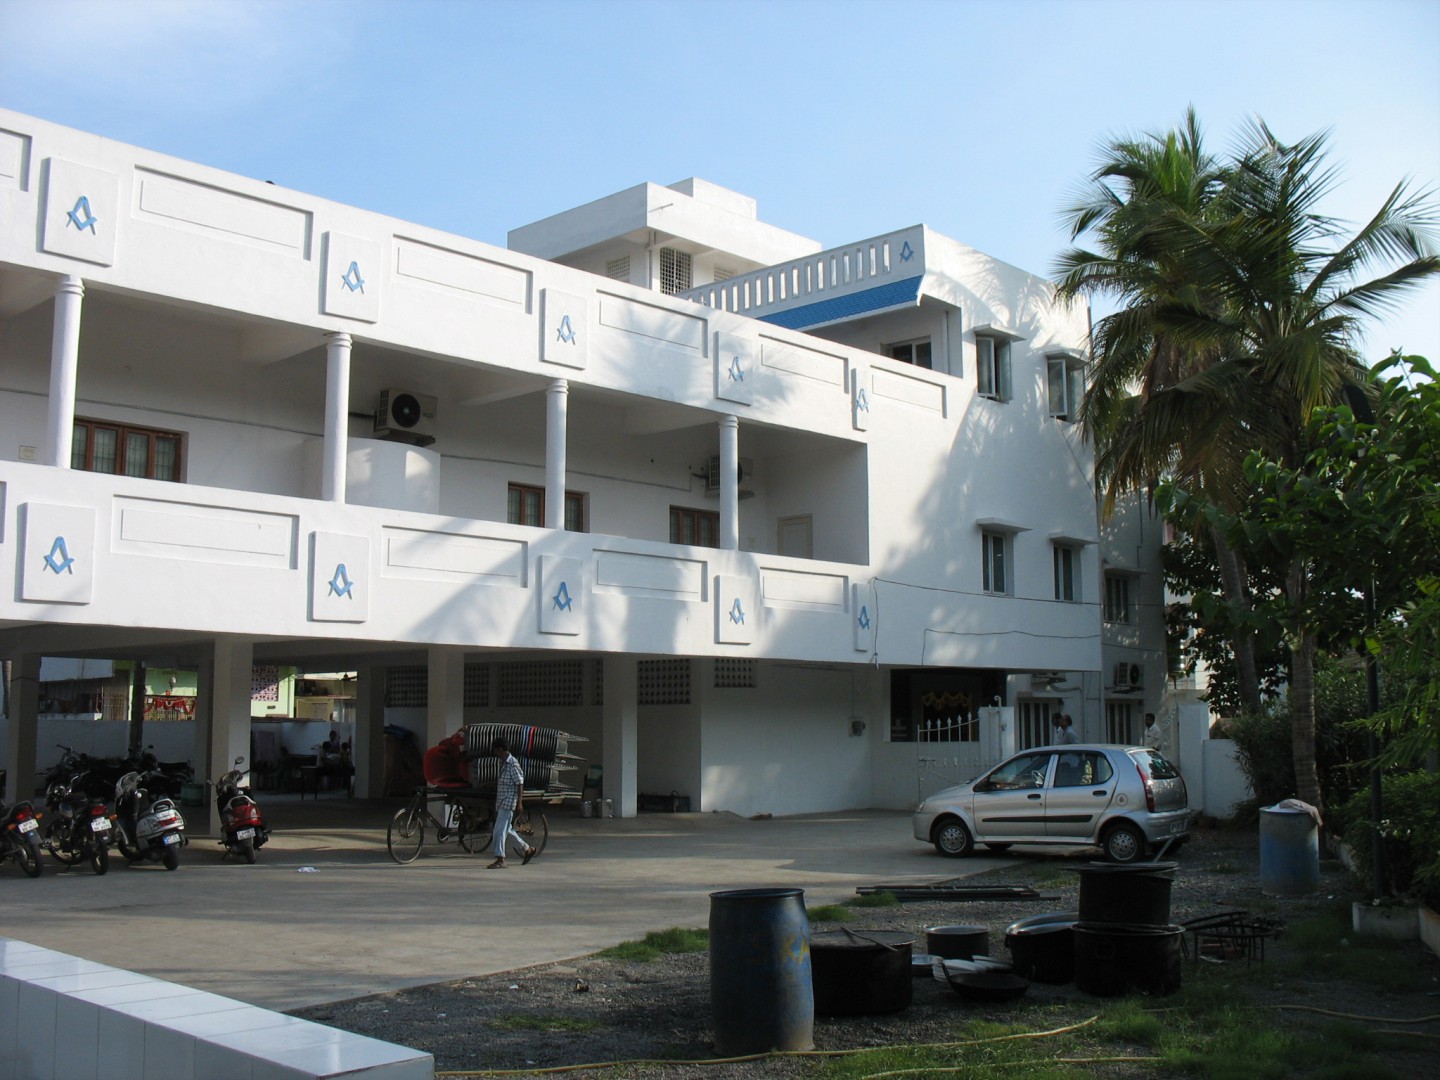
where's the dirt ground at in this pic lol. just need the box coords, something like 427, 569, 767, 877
295, 825, 1440, 1078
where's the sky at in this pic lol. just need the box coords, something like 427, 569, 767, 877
2, 0, 1437, 362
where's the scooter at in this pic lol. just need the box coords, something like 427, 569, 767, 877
214, 756, 268, 863
40, 774, 112, 875
112, 769, 186, 870
1, 798, 44, 878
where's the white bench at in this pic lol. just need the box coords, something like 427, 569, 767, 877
0, 937, 433, 1080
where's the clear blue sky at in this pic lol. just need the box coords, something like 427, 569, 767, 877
3, 0, 1437, 361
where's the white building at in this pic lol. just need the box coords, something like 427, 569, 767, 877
0, 109, 1190, 831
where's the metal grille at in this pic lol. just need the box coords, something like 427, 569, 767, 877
605, 256, 630, 281
251, 665, 280, 702
497, 660, 584, 707
659, 248, 692, 295
714, 659, 755, 688
713, 265, 736, 281
464, 663, 490, 707
638, 659, 691, 704
386, 665, 428, 707
591, 660, 604, 706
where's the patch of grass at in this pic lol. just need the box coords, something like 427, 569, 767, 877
488, 1014, 599, 1033
1272, 903, 1421, 991
595, 927, 707, 962
848, 890, 899, 908
807, 904, 850, 923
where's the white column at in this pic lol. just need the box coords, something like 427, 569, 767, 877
718, 415, 739, 551
426, 647, 466, 749
355, 663, 385, 798
197, 638, 254, 838
323, 332, 353, 503
601, 656, 638, 818
4, 654, 41, 804
545, 379, 569, 529
46, 275, 85, 468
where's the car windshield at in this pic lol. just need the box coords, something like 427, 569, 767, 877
1137, 750, 1180, 779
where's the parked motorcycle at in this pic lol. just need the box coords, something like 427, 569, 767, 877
40, 773, 112, 875
215, 756, 268, 863
1, 798, 44, 878
112, 769, 186, 870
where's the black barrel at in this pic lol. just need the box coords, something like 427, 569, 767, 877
810, 930, 914, 1015
924, 924, 990, 960
1074, 863, 1177, 926
1004, 911, 1079, 984
1073, 923, 1184, 997
709, 888, 814, 1054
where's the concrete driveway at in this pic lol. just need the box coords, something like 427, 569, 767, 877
4, 795, 1009, 1010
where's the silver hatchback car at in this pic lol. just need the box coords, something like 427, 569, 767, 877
912, 744, 1189, 863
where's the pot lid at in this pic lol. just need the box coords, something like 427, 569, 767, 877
811, 929, 915, 950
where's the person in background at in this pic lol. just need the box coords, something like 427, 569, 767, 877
321, 729, 342, 763
1057, 714, 1079, 744
1143, 712, 1163, 750
488, 737, 537, 869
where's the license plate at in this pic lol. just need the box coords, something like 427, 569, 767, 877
161, 832, 180, 845
235, 828, 255, 840
91, 818, 111, 833
18, 819, 38, 834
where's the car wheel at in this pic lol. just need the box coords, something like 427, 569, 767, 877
932, 818, 973, 857
984, 843, 1012, 853
1102, 821, 1145, 863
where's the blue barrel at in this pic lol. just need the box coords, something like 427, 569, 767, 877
1260, 805, 1319, 896
709, 888, 814, 1054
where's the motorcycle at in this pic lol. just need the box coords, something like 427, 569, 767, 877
215, 756, 268, 863
1, 797, 44, 878
113, 769, 186, 870
40, 773, 112, 875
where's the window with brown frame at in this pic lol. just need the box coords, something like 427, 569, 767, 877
507, 483, 586, 532
71, 419, 183, 481
669, 506, 719, 548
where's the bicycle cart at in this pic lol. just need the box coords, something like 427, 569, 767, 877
386, 785, 549, 865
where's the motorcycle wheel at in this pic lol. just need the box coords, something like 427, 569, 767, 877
238, 837, 256, 865
45, 824, 83, 866
162, 845, 180, 871
17, 836, 43, 878
117, 830, 143, 864
88, 842, 109, 875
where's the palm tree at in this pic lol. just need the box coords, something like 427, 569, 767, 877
1056, 111, 1439, 811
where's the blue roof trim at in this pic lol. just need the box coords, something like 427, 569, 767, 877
757, 275, 924, 330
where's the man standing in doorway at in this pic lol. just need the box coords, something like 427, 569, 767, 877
1143, 712, 1163, 750
488, 738, 536, 869
1057, 715, 1079, 745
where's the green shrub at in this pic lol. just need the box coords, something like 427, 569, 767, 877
1335, 769, 1440, 909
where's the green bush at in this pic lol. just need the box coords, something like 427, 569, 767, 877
1334, 769, 1440, 909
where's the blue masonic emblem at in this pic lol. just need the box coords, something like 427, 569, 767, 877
556, 315, 578, 345
899, 240, 914, 262
728, 598, 746, 625
728, 355, 745, 382
328, 563, 355, 598
858, 605, 871, 630
552, 581, 574, 611
43, 536, 76, 575
66, 196, 98, 234
856, 387, 870, 412
341, 261, 366, 293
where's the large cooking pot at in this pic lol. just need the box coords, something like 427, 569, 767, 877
924, 924, 990, 960
1003, 911, 1079, 984
810, 929, 914, 1015
1073, 863, 1177, 926
1073, 922, 1183, 998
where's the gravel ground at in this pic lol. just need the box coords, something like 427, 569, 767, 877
294, 824, 1440, 1078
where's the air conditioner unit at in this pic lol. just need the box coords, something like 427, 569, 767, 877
1113, 662, 1142, 690
374, 388, 438, 444
705, 455, 755, 499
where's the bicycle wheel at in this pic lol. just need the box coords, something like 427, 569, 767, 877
387, 805, 425, 864
457, 803, 492, 855
514, 808, 548, 857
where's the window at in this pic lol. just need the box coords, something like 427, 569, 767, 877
1106, 701, 1136, 744
605, 256, 631, 282
1053, 544, 1079, 602
887, 339, 933, 369
72, 419, 183, 481
1104, 573, 1132, 623
1054, 751, 1113, 787
975, 335, 1011, 401
982, 531, 1009, 594
1018, 698, 1058, 749
507, 483, 586, 531
1047, 352, 1087, 420
670, 506, 719, 548
659, 247, 692, 295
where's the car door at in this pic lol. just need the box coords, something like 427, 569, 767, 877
970, 751, 1054, 842
1044, 750, 1117, 840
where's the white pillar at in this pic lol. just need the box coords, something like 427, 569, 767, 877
46, 275, 84, 468
197, 638, 254, 838
4, 654, 41, 802
426, 647, 465, 749
601, 656, 638, 818
718, 415, 739, 551
323, 332, 352, 503
545, 379, 569, 529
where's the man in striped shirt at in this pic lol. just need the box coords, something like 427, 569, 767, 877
488, 738, 537, 868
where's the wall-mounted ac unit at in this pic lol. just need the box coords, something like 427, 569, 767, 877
1112, 662, 1142, 690
705, 455, 755, 499
374, 388, 438, 444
